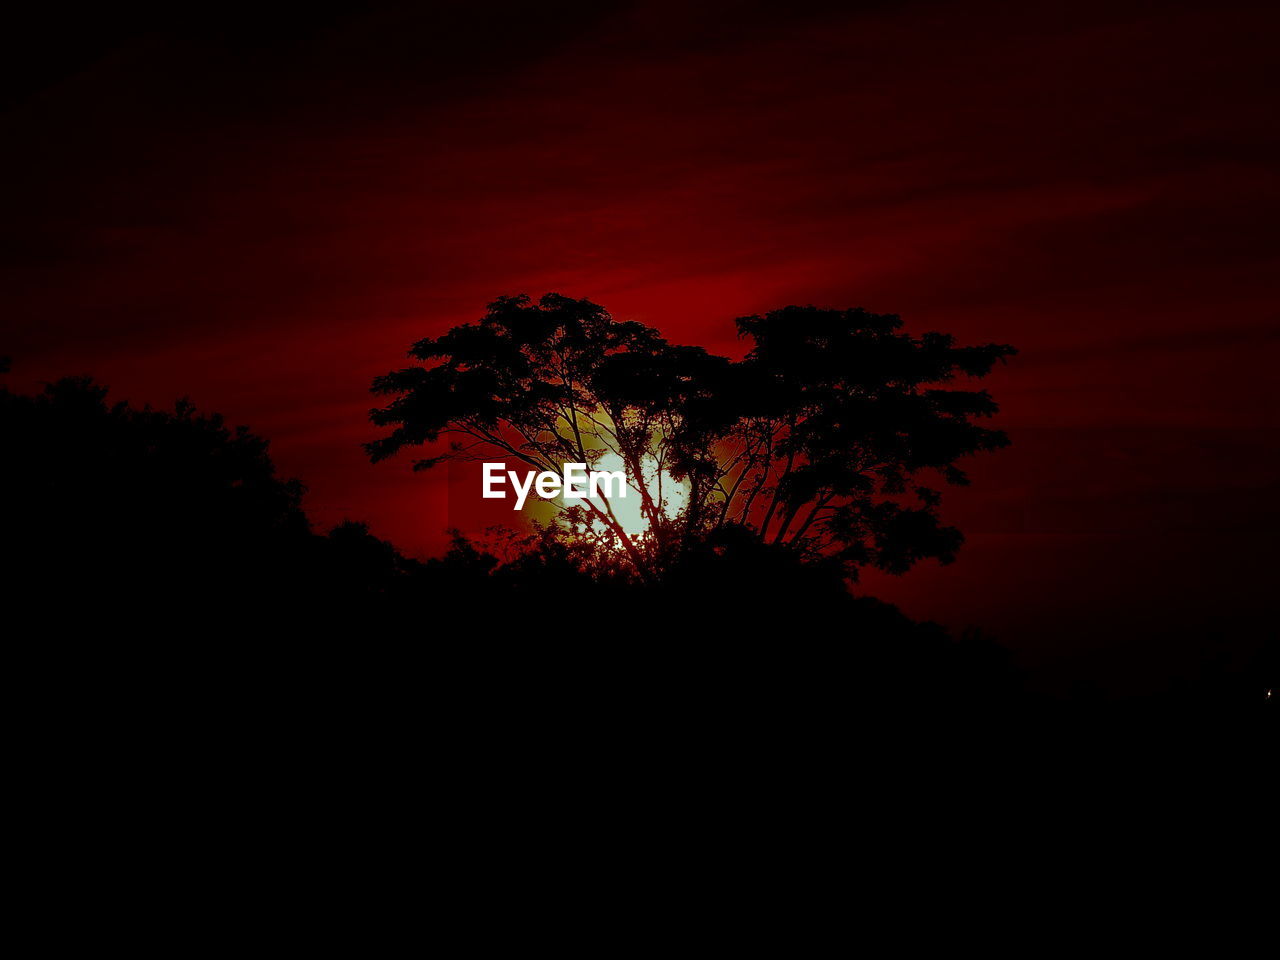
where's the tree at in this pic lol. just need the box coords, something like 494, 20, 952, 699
367, 294, 1015, 580
0, 372, 430, 628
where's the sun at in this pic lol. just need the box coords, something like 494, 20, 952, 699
521, 451, 687, 538
586, 452, 688, 536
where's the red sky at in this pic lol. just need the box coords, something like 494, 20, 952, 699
3, 0, 1277, 691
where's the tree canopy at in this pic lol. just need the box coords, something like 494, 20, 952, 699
368, 293, 1016, 580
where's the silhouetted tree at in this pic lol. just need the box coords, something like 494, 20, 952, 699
1, 375, 313, 620
368, 294, 1015, 579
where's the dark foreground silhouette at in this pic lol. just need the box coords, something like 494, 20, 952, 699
2, 369, 1271, 725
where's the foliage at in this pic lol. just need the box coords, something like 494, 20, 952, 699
368, 294, 1016, 579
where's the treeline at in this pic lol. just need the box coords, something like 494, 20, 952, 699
4, 367, 1267, 714
0, 370, 1032, 711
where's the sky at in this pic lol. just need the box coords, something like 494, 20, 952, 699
2, 0, 1276, 692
